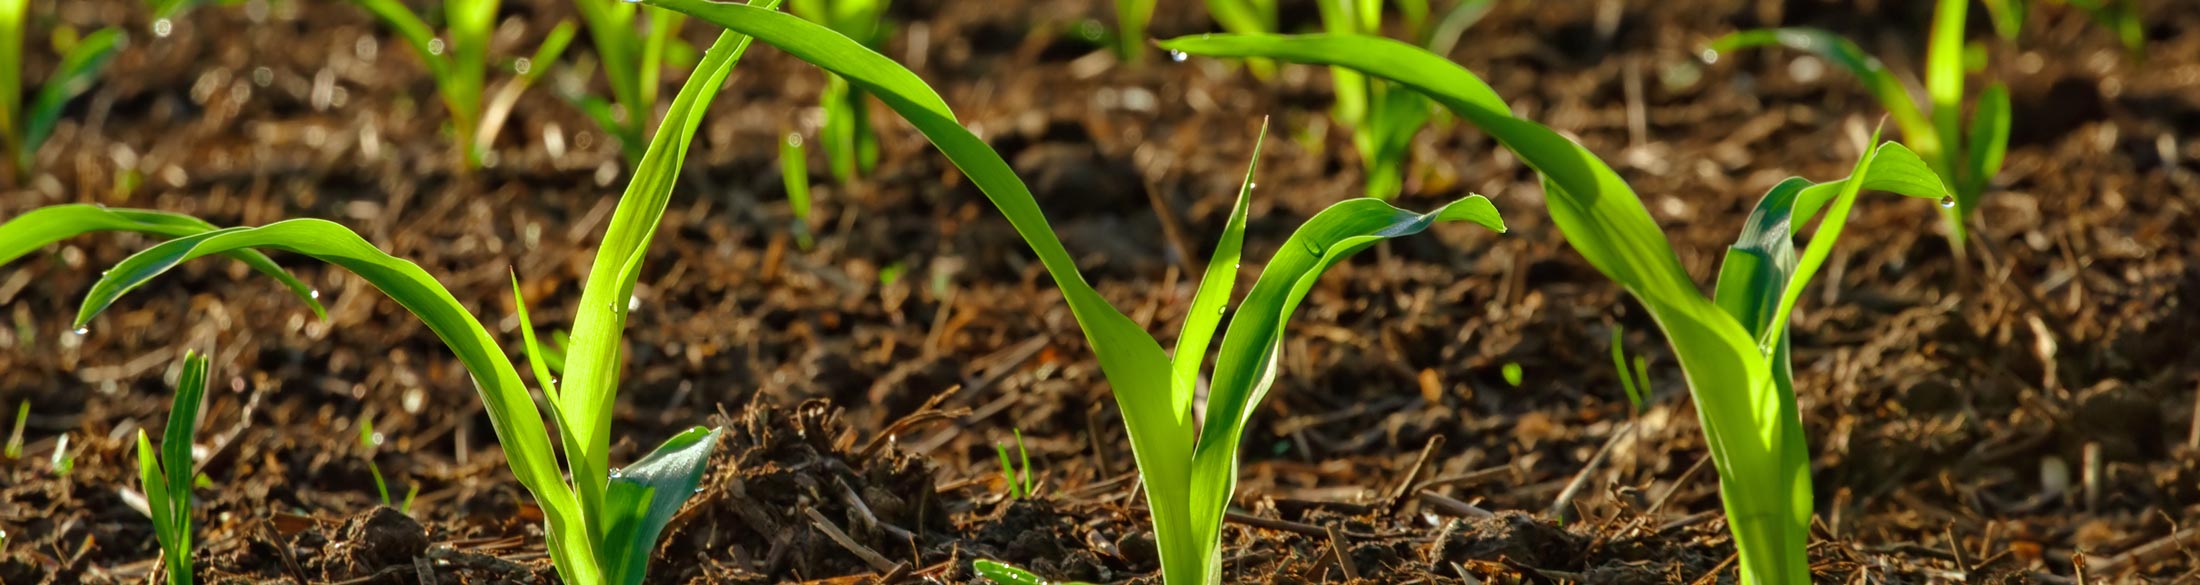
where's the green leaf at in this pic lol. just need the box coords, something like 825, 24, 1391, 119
1979, 0, 2026, 40
165, 350, 208, 523
71, 218, 595, 583
0, 205, 324, 320
22, 26, 122, 168
1704, 29, 1938, 163
559, 15, 769, 560
973, 559, 1099, 585
601, 426, 719, 585
1964, 83, 2010, 212
1171, 120, 1265, 420
1925, 0, 1967, 160
0, 0, 20, 170
135, 429, 184, 583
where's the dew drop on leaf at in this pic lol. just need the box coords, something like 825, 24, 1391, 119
73, 327, 89, 335
152, 19, 172, 38
1938, 196, 1956, 209
309, 289, 321, 300
1699, 48, 1719, 64
1169, 50, 1188, 63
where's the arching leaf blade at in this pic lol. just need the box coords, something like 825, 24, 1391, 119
0, 204, 323, 319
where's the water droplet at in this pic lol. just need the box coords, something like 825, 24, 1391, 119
1216, 305, 1227, 315
427, 38, 446, 56
73, 326, 90, 335
785, 132, 803, 148
1248, 182, 1258, 189
152, 19, 173, 38
1699, 48, 1719, 64
1169, 50, 1188, 63
513, 57, 532, 75
1302, 241, 1323, 256
309, 289, 322, 300
1938, 196, 1956, 209
619, 0, 641, 4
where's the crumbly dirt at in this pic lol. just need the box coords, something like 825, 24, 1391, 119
4, 0, 2200, 582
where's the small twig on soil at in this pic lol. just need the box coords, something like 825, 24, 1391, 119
873, 561, 911, 584
857, 387, 968, 459
1223, 510, 1328, 537
1325, 524, 1361, 581
2095, 526, 2200, 575
1646, 454, 1711, 517
1688, 551, 1738, 585
1416, 490, 1495, 519
834, 475, 917, 543
1381, 435, 1444, 514
260, 519, 309, 582
804, 507, 899, 573
1549, 420, 1633, 521
1411, 464, 1517, 494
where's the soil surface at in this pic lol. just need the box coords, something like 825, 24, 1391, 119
5, 0, 2200, 583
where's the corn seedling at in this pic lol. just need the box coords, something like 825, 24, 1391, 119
66, 9, 775, 582
0, 0, 123, 184
637, 7, 1501, 582
137, 350, 210, 585
5, 401, 25, 458
348, 0, 576, 170
781, 131, 815, 249
568, 0, 695, 163
617, 7, 1507, 585
993, 429, 1033, 499
1163, 33, 1950, 584
789, 0, 887, 182
1705, 0, 2010, 261
973, 559, 1097, 585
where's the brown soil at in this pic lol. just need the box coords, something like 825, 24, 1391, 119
5, 0, 2199, 583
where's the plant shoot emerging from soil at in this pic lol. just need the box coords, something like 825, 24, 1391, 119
618, 7, 1507, 584
791, 0, 889, 181
346, 0, 575, 170
1164, 32, 1951, 585
137, 349, 210, 585
1705, 0, 2010, 261
63, 8, 781, 582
